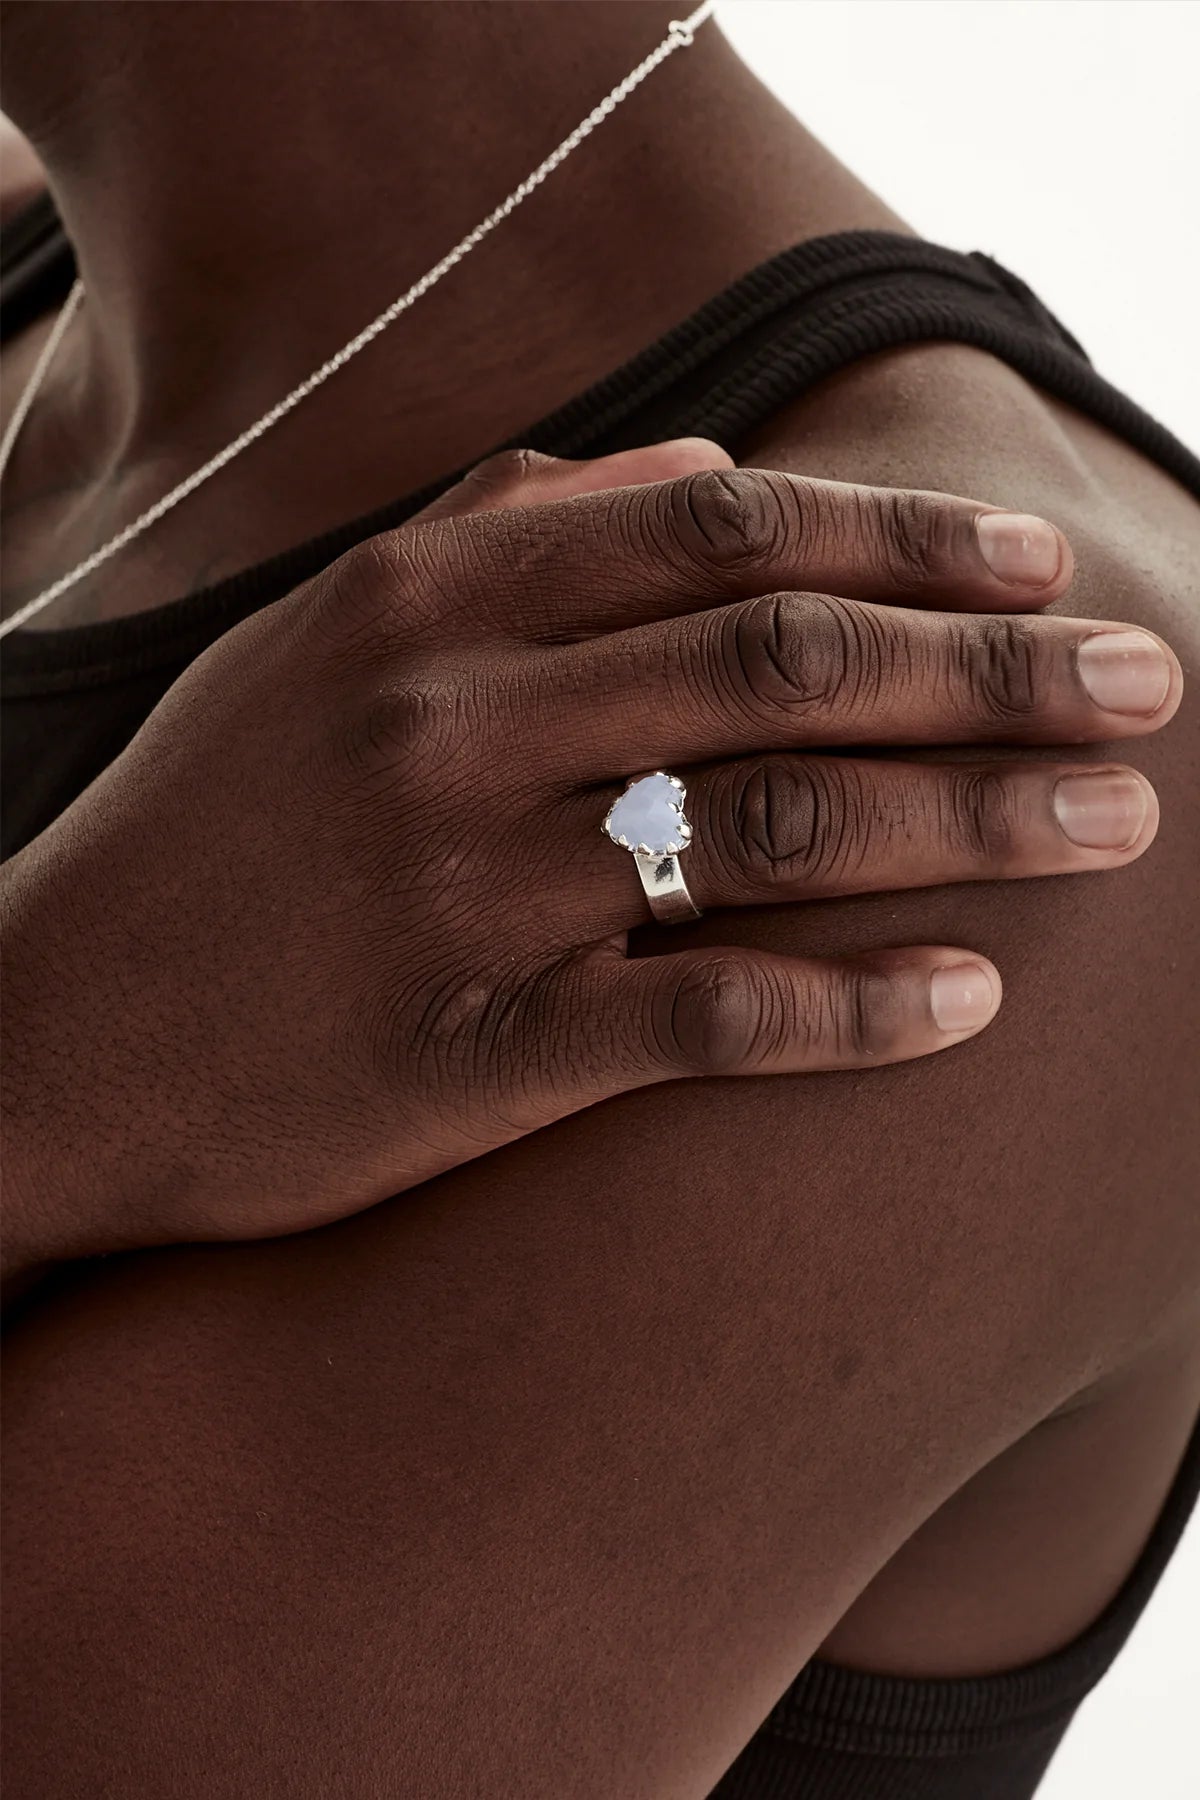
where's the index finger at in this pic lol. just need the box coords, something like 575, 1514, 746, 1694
435, 467, 1074, 640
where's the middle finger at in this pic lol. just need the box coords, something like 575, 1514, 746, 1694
546, 593, 1181, 779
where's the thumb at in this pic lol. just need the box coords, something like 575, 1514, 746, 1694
411, 438, 734, 524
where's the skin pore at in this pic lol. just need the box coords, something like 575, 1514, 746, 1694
3, 3, 1199, 1794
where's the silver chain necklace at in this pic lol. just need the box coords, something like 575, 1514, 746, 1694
0, 2, 715, 640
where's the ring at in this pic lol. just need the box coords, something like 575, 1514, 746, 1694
602, 770, 701, 925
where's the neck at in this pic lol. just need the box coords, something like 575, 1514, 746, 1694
1, 1, 900, 624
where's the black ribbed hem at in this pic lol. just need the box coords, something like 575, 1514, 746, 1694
709, 1727, 1063, 1800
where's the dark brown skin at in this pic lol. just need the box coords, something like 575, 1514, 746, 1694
7, 452, 1182, 1283
2, 5, 1199, 1797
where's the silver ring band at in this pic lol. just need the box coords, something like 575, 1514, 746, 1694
602, 769, 701, 925
631, 850, 700, 924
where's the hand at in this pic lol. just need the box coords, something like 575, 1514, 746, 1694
1, 446, 1182, 1272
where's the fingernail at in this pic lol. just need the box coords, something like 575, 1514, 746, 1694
930, 964, 999, 1034
976, 512, 1064, 586
1053, 770, 1148, 850
1077, 630, 1171, 716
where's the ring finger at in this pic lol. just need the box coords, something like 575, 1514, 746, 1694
569, 754, 1158, 931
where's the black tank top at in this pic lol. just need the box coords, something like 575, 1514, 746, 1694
4, 198, 1199, 1798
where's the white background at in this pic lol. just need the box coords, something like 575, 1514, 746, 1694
719, 4, 1200, 1795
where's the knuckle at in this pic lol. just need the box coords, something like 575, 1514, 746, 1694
720, 757, 860, 891
336, 662, 491, 785
660, 954, 767, 1075
725, 757, 812, 880
471, 961, 560, 1108
343, 680, 447, 775
814, 965, 903, 1064
662, 467, 792, 580
345, 528, 424, 607
866, 488, 960, 590
336, 511, 544, 644
300, 544, 390, 655
459, 447, 550, 505
385, 971, 481, 1089
724, 592, 870, 719
964, 617, 1045, 725
454, 506, 578, 635
409, 965, 552, 1128
950, 768, 1022, 867
311, 526, 445, 648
